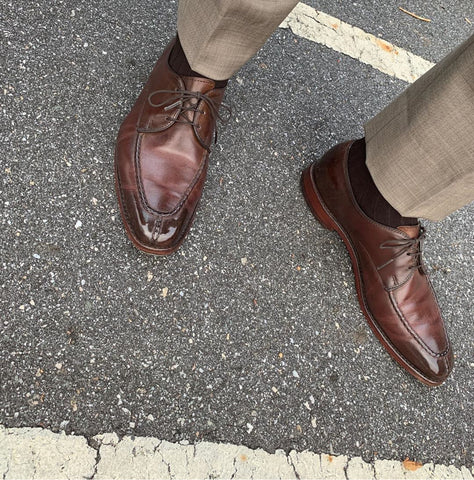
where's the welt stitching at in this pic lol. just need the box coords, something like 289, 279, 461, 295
116, 161, 131, 224
135, 134, 156, 216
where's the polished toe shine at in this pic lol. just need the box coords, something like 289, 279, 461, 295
302, 141, 453, 386
115, 38, 226, 255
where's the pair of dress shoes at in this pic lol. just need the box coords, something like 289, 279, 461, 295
114, 38, 453, 386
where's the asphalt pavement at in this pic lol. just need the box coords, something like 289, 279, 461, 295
1, 0, 473, 471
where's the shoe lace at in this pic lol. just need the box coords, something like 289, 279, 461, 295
145, 89, 231, 151
377, 226, 426, 271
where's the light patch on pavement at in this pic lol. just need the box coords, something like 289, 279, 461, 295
1, 426, 473, 480
280, 2, 435, 83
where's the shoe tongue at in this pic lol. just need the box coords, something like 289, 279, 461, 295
397, 225, 420, 238
182, 75, 215, 93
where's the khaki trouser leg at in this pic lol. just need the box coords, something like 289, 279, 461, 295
365, 34, 474, 221
177, 0, 299, 80
177, 1, 473, 219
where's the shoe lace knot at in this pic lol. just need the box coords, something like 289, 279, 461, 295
146, 89, 231, 151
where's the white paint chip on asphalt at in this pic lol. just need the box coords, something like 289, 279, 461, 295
280, 2, 435, 83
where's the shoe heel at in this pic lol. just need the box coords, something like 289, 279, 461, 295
301, 166, 336, 231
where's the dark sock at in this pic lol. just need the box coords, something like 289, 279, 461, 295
169, 35, 228, 89
348, 138, 418, 228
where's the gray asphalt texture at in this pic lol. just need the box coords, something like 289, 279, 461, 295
2, 0, 473, 469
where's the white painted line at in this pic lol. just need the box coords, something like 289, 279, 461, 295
2, 426, 474, 480
280, 2, 435, 83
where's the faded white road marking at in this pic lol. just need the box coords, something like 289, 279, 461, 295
1, 426, 473, 479
280, 2, 435, 83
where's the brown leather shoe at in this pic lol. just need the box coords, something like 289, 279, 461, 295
115, 38, 227, 255
301, 141, 453, 386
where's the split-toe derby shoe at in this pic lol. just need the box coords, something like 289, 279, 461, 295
302, 141, 453, 386
115, 38, 226, 255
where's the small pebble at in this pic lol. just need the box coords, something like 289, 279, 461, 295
60, 420, 70, 430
